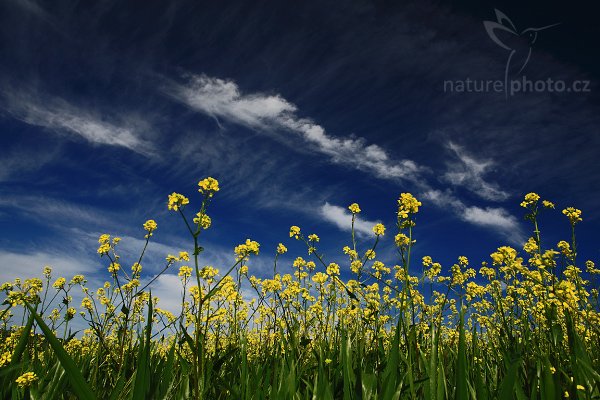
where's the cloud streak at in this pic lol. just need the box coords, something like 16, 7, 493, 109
165, 74, 523, 241
1, 87, 154, 156
165, 75, 420, 181
422, 188, 525, 244
443, 141, 509, 201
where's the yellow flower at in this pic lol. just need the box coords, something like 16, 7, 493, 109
326, 262, 340, 276
308, 234, 320, 242
351, 260, 363, 274
576, 385, 585, 391
198, 177, 220, 195
312, 272, 328, 284
0, 352, 11, 367
348, 203, 361, 214
66, 307, 76, 320
200, 266, 219, 280
193, 213, 212, 229
562, 207, 582, 225
397, 193, 421, 218
143, 219, 157, 232
542, 200, 555, 209
131, 263, 142, 275
395, 233, 410, 247
108, 262, 120, 274
167, 192, 189, 211
15, 372, 38, 388
52, 277, 66, 289
372, 223, 385, 236
277, 243, 288, 254
525, 192, 540, 203
520, 192, 540, 208
523, 237, 538, 254
81, 297, 93, 311
234, 239, 260, 260
178, 266, 192, 280
97, 243, 110, 255
289, 226, 301, 239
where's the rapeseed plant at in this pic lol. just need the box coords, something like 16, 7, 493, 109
0, 184, 599, 399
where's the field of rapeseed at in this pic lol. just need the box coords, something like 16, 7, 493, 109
1, 178, 599, 399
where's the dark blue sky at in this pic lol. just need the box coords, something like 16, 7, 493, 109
1, 0, 598, 312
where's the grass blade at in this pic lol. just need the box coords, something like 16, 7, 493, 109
24, 302, 97, 400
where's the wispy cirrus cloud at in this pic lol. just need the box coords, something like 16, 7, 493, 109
442, 141, 509, 201
0, 250, 95, 282
422, 188, 524, 244
164, 74, 523, 241
461, 206, 520, 231
0, 193, 117, 228
1, 87, 155, 156
165, 74, 420, 181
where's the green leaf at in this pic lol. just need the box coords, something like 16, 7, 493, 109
10, 311, 34, 368
24, 302, 97, 400
132, 291, 153, 400
455, 309, 468, 400
498, 355, 521, 400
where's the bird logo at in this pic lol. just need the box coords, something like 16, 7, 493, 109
484, 9, 560, 84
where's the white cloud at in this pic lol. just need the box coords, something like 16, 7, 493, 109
0, 145, 61, 182
1, 88, 154, 156
166, 74, 524, 241
320, 202, 378, 238
0, 250, 94, 283
147, 273, 184, 315
0, 195, 114, 227
443, 141, 509, 201
422, 189, 524, 244
461, 206, 519, 231
460, 205, 525, 245
166, 74, 420, 181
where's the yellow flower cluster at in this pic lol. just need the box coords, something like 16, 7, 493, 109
289, 226, 301, 239
372, 223, 385, 236
562, 207, 582, 225
276, 243, 288, 254
234, 239, 260, 260
15, 372, 38, 388
143, 219, 157, 232
193, 213, 212, 229
198, 177, 220, 195
52, 277, 66, 289
348, 203, 361, 214
97, 234, 111, 255
179, 265, 193, 280
167, 192, 189, 211
520, 192, 540, 208
397, 193, 421, 218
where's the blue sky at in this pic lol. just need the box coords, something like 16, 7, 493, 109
1, 0, 599, 315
